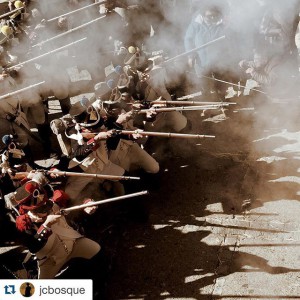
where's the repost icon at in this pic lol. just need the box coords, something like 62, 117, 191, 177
4, 284, 16, 295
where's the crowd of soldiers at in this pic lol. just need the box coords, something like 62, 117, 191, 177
0, 0, 299, 297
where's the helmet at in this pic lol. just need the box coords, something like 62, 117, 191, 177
14, 1, 24, 9
1, 25, 13, 37
128, 46, 137, 54
124, 46, 145, 67
2, 134, 13, 146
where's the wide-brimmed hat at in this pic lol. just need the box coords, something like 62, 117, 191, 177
94, 81, 112, 98
69, 97, 103, 128
69, 99, 89, 117
102, 88, 123, 111
117, 72, 131, 90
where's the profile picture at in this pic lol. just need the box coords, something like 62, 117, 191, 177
20, 282, 35, 297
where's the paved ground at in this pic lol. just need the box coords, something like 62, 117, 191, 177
102, 95, 300, 300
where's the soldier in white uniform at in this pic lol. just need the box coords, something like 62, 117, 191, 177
61, 99, 125, 203
12, 180, 100, 279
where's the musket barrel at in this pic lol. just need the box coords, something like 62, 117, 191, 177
164, 35, 225, 64
46, 170, 140, 180
8, 38, 87, 70
61, 190, 149, 213
32, 15, 106, 48
0, 7, 23, 19
149, 100, 236, 106
47, 1, 106, 22
199, 74, 267, 95
119, 130, 215, 139
0, 81, 45, 100
138, 105, 223, 113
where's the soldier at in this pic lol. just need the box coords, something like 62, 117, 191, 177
57, 98, 125, 203
11, 180, 100, 279
0, 134, 28, 172
100, 95, 160, 174
140, 56, 188, 133
0, 66, 55, 157
8, 0, 29, 33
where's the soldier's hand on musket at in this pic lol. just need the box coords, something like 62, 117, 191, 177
82, 132, 97, 140
146, 107, 157, 119
26, 170, 37, 178
83, 198, 97, 215
131, 102, 143, 109
132, 129, 144, 140
48, 168, 61, 179
116, 111, 132, 124
27, 170, 49, 185
151, 103, 165, 108
43, 214, 62, 227
94, 131, 112, 141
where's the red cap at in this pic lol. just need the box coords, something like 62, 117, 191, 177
52, 190, 69, 208
24, 181, 40, 194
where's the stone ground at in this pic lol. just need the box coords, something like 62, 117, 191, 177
103, 93, 300, 300
1, 90, 300, 300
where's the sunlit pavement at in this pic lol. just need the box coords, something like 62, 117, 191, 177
105, 105, 300, 299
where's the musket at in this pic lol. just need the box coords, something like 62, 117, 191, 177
140, 36, 226, 84
1, 264, 19, 279
138, 105, 226, 114
112, 130, 215, 139
198, 74, 267, 95
14, 170, 140, 181
163, 36, 226, 64
7, 38, 87, 70
32, 15, 106, 48
0, 7, 23, 19
147, 100, 236, 106
177, 92, 237, 103
60, 190, 148, 213
0, 81, 45, 100
47, 1, 107, 22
